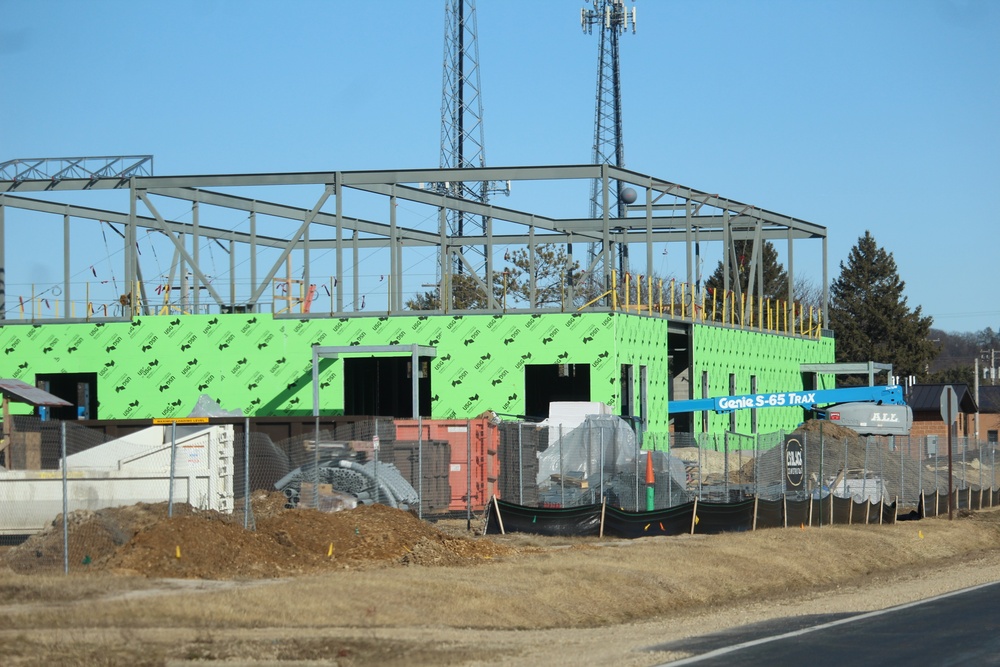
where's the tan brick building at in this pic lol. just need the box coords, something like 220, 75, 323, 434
903, 384, 978, 457
979, 385, 1000, 446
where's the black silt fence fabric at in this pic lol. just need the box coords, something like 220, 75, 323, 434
603, 503, 695, 538
755, 498, 784, 529
944, 491, 958, 515
785, 498, 810, 528
921, 491, 934, 516
956, 489, 970, 510
831, 496, 853, 524
969, 488, 982, 511
694, 500, 755, 534
485, 490, 936, 540
485, 498, 601, 537
852, 499, 872, 524
815, 496, 834, 526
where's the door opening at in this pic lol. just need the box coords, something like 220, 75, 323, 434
524, 363, 591, 421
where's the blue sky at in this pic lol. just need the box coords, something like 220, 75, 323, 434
1, 0, 998, 333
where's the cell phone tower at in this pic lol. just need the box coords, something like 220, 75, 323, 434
581, 0, 636, 290
438, 0, 506, 307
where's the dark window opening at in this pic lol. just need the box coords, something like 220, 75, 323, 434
620, 364, 634, 419
34, 372, 97, 421
728, 373, 737, 433
524, 364, 591, 421
668, 326, 692, 434
700, 371, 709, 434
343, 357, 431, 418
639, 365, 648, 433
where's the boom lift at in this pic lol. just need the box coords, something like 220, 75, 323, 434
668, 385, 912, 436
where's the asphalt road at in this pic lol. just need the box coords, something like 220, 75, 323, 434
651, 580, 1000, 666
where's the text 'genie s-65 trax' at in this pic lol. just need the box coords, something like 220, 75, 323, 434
668, 385, 913, 436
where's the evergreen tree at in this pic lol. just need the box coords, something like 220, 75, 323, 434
704, 239, 789, 305
928, 364, 976, 386
503, 244, 583, 308
404, 272, 496, 311
829, 231, 937, 384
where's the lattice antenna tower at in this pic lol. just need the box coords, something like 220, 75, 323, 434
582, 0, 636, 281
439, 0, 506, 294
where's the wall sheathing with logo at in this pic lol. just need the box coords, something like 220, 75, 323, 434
0, 314, 826, 443
690, 324, 836, 436
0, 312, 662, 424
612, 312, 671, 439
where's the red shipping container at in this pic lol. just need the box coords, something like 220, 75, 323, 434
394, 417, 499, 513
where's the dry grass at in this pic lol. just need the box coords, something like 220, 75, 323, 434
2, 513, 998, 628
1, 510, 1000, 665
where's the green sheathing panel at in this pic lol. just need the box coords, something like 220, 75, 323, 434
612, 313, 670, 442
426, 311, 619, 419
0, 312, 635, 420
690, 324, 836, 436
0, 316, 826, 429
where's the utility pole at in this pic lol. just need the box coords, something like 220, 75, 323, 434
975, 357, 980, 441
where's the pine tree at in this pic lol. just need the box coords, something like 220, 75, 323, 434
829, 231, 937, 384
701, 239, 790, 322
704, 239, 789, 303
404, 272, 496, 310
503, 245, 582, 308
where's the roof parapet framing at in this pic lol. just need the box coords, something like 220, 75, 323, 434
0, 164, 828, 330
0, 156, 153, 186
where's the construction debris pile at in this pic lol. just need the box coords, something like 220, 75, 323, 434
1, 491, 515, 579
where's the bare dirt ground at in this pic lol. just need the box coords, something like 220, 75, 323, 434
1, 492, 999, 666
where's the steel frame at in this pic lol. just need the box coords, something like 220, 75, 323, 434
0, 164, 828, 323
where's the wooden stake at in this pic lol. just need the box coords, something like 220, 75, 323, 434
599, 498, 606, 539
491, 495, 505, 536
0, 396, 9, 468
690, 497, 699, 535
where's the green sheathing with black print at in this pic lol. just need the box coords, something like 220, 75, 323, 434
426, 311, 623, 420
0, 312, 667, 424
690, 324, 836, 436
0, 313, 824, 442
612, 313, 670, 439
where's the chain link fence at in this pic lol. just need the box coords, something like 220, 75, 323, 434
494, 419, 1000, 515
0, 415, 494, 573
1, 414, 997, 573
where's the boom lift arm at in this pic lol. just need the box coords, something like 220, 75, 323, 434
668, 385, 904, 415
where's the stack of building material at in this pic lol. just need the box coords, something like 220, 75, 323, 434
496, 421, 545, 506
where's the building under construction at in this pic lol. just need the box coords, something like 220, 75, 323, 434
0, 159, 834, 445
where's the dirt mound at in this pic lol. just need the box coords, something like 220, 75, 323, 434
2, 491, 515, 579
2, 501, 203, 573
793, 418, 866, 442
